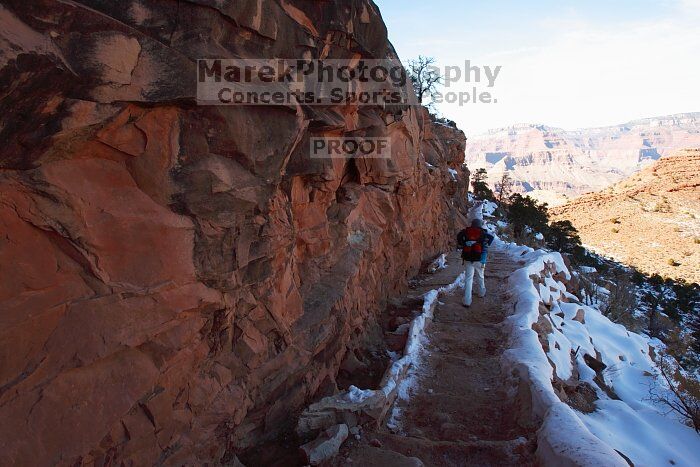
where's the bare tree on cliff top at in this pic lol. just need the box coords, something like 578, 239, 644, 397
407, 56, 443, 105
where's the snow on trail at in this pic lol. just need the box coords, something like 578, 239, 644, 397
343, 248, 538, 466
338, 201, 699, 466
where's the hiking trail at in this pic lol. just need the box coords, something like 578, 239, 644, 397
335, 248, 537, 466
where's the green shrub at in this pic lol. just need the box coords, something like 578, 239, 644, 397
506, 193, 549, 238
471, 168, 495, 200
548, 220, 583, 255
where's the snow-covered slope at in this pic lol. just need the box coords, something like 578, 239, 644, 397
499, 241, 700, 466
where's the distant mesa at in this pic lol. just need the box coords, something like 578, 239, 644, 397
464, 112, 700, 206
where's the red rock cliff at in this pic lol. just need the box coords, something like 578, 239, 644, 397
0, 1, 469, 464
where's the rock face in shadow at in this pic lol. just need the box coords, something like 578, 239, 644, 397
0, 1, 469, 464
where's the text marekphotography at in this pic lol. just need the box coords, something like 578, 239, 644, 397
197, 58, 418, 106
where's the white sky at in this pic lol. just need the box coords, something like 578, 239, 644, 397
376, 0, 700, 136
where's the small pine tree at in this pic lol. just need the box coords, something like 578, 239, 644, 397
471, 168, 485, 196
506, 193, 549, 238
643, 275, 668, 340
547, 220, 582, 255
667, 281, 700, 370
601, 269, 637, 326
471, 168, 494, 200
495, 172, 514, 204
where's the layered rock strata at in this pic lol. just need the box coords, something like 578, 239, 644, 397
0, 1, 469, 464
464, 115, 700, 203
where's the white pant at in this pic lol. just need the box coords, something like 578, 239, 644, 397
463, 262, 486, 306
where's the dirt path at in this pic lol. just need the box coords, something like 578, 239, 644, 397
336, 249, 537, 466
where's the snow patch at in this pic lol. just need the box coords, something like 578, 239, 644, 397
385, 270, 465, 432
500, 245, 627, 466
429, 253, 448, 272
345, 385, 374, 403
501, 243, 700, 466
483, 200, 498, 217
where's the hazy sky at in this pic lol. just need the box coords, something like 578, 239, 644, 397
375, 0, 700, 136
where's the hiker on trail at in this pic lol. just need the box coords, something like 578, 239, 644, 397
457, 218, 495, 308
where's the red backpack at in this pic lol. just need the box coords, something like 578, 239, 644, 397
461, 227, 484, 261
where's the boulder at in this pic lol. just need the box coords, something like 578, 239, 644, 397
300, 424, 349, 465
584, 353, 607, 373
573, 308, 586, 324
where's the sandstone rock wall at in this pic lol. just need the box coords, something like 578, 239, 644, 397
0, 1, 469, 464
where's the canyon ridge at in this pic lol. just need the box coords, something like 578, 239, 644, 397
464, 113, 700, 205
